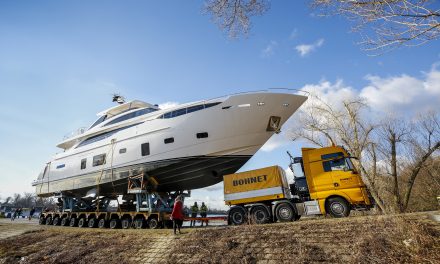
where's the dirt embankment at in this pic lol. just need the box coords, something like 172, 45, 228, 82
0, 212, 439, 264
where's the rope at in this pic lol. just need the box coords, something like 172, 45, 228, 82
95, 138, 117, 212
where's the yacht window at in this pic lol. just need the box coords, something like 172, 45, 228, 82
93, 154, 106, 166
164, 137, 174, 144
89, 115, 107, 129
187, 105, 204, 113
196, 132, 208, 139
76, 123, 139, 148
158, 102, 221, 119
119, 148, 127, 154
105, 108, 157, 127
80, 159, 87, 170
56, 164, 65, 169
141, 143, 150, 156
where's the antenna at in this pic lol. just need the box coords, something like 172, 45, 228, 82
112, 94, 125, 104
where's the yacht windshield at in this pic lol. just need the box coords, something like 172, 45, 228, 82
89, 115, 107, 130
104, 108, 158, 127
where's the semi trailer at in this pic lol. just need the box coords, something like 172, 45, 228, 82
224, 145, 373, 225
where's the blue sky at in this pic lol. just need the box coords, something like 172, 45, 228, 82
0, 1, 439, 208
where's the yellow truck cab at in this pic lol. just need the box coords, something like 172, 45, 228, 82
224, 145, 372, 225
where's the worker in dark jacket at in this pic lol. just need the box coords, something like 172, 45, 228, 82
171, 195, 184, 235
190, 202, 198, 227
29, 207, 36, 221
200, 202, 208, 227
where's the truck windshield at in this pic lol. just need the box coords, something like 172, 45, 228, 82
324, 157, 355, 172
292, 163, 305, 178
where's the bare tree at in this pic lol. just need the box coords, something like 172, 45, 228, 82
312, 0, 440, 53
204, 0, 439, 53
204, 0, 269, 38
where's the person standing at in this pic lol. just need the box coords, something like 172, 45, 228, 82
190, 202, 199, 227
29, 207, 36, 221
171, 195, 184, 235
200, 202, 208, 227
11, 209, 16, 221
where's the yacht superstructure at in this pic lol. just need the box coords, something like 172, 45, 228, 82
33, 90, 307, 197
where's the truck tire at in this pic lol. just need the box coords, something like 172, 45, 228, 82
88, 218, 97, 228
45, 216, 52, 225
250, 205, 270, 224
78, 218, 87, 228
69, 218, 77, 227
98, 218, 107, 229
121, 219, 131, 229
148, 218, 159, 229
53, 217, 60, 226
134, 219, 145, 229
229, 206, 246, 225
39, 217, 45, 225
109, 219, 120, 229
275, 203, 295, 222
61, 217, 69, 226
326, 197, 350, 218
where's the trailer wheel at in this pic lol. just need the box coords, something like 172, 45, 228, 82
61, 217, 69, 226
109, 219, 120, 229
148, 218, 159, 229
88, 218, 97, 228
275, 203, 295, 222
250, 205, 270, 224
69, 218, 77, 227
229, 206, 246, 225
39, 217, 45, 225
45, 216, 53, 225
98, 219, 107, 229
121, 219, 131, 229
53, 217, 60, 226
134, 219, 145, 229
78, 218, 87, 228
325, 197, 350, 218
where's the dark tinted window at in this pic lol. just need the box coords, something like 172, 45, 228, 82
141, 143, 150, 156
187, 105, 204, 113
81, 159, 87, 170
159, 102, 221, 119
321, 152, 344, 160
76, 123, 139, 148
89, 115, 107, 129
93, 154, 106, 166
56, 164, 65, 169
119, 148, 127, 154
164, 137, 174, 144
196, 132, 208, 139
105, 108, 157, 126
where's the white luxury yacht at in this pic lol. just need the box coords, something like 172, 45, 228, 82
33, 90, 307, 197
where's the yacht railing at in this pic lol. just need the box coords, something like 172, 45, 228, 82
63, 127, 87, 140
200, 88, 309, 104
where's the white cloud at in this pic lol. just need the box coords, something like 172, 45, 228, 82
261, 40, 278, 58
158, 101, 179, 109
295, 38, 324, 57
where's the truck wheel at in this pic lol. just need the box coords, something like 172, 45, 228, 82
39, 217, 46, 225
45, 216, 52, 225
326, 197, 350, 218
121, 219, 131, 229
61, 217, 69, 226
134, 219, 145, 229
98, 218, 107, 229
229, 206, 246, 225
109, 219, 120, 229
88, 218, 97, 228
69, 218, 77, 227
250, 205, 270, 224
275, 203, 295, 222
53, 217, 60, 226
78, 218, 87, 228
148, 218, 159, 229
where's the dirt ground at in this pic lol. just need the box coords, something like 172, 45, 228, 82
0, 212, 439, 264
